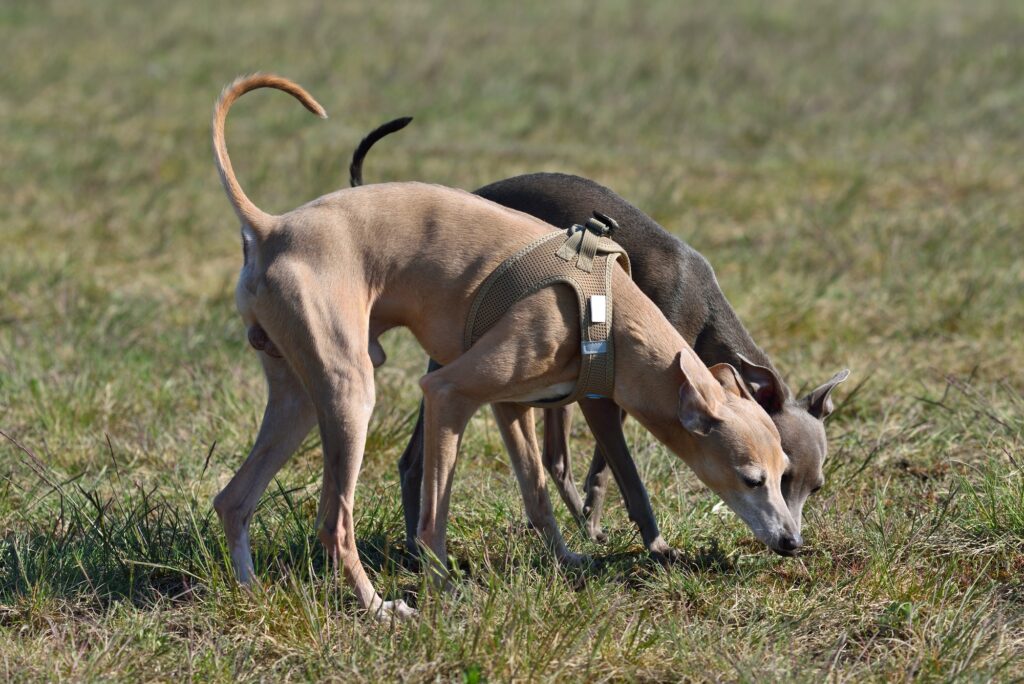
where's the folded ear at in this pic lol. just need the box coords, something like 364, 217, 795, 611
678, 357, 723, 436
736, 354, 787, 413
801, 368, 851, 420
708, 362, 755, 402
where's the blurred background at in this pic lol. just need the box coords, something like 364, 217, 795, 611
1, 1, 1022, 680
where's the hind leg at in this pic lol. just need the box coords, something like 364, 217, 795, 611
214, 354, 316, 584
258, 279, 412, 619
307, 352, 413, 619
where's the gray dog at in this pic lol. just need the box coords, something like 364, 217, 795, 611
350, 118, 849, 560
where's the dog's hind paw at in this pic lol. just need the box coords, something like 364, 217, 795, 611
374, 599, 417, 622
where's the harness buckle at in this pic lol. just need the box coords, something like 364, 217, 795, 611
586, 211, 620, 237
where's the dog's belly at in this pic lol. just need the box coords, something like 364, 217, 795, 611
503, 380, 575, 404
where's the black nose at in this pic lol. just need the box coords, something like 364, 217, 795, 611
776, 533, 803, 554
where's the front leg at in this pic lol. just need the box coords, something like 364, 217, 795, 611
417, 372, 479, 590
541, 405, 588, 526
578, 398, 680, 564
396, 358, 444, 555
582, 445, 613, 543
496, 403, 584, 567
581, 405, 629, 543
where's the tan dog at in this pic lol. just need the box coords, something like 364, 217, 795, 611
210, 75, 800, 619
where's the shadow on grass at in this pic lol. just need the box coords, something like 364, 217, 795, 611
1, 472, 737, 614
404, 520, 738, 600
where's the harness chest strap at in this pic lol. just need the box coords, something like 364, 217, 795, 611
463, 217, 631, 408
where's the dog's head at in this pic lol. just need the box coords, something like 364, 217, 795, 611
674, 353, 801, 556
735, 356, 850, 535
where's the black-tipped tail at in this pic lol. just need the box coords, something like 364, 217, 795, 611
349, 116, 413, 187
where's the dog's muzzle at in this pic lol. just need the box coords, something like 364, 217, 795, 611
771, 532, 803, 557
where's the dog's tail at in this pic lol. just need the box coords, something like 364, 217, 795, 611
349, 116, 413, 187
212, 74, 327, 238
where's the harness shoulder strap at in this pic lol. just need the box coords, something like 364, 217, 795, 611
464, 217, 631, 408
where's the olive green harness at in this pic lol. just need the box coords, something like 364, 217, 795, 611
463, 216, 631, 408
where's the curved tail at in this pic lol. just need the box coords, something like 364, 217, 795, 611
212, 74, 327, 237
349, 116, 413, 187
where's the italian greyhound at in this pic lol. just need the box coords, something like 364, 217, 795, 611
211, 75, 799, 620
350, 118, 849, 556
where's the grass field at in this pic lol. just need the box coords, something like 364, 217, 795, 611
2, 1, 1024, 680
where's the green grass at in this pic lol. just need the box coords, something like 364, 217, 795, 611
2, 0, 1023, 680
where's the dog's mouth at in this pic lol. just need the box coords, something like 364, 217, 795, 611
770, 546, 799, 557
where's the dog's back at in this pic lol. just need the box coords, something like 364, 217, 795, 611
475, 173, 716, 344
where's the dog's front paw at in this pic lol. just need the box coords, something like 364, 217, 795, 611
648, 539, 683, 566
233, 562, 265, 592
558, 550, 590, 568
374, 599, 417, 622
586, 521, 608, 544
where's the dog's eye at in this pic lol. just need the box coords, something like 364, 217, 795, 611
742, 473, 766, 488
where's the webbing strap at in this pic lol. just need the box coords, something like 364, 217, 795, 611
463, 217, 631, 408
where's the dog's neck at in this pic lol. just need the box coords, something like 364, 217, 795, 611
610, 279, 705, 458
691, 285, 778, 377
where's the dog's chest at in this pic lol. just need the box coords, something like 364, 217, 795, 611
503, 381, 577, 404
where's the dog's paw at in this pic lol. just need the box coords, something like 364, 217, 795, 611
648, 539, 683, 566
558, 550, 590, 568
586, 522, 608, 544
374, 599, 417, 622
233, 565, 266, 593
237, 576, 266, 594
